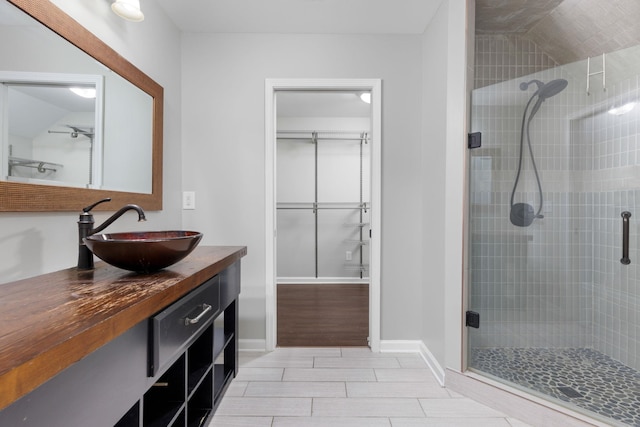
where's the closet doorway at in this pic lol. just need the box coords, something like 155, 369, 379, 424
265, 79, 381, 351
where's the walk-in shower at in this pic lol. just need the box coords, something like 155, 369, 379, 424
468, 41, 640, 427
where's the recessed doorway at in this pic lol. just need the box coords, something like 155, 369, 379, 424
265, 79, 381, 351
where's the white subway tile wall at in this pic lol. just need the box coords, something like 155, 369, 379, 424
468, 44, 640, 372
474, 35, 559, 90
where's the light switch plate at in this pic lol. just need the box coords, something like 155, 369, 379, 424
182, 191, 195, 210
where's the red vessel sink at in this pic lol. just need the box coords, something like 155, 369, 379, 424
84, 230, 203, 273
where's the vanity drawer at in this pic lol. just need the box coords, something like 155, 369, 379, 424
149, 276, 220, 376
220, 260, 241, 309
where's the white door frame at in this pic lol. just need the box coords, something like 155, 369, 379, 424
265, 78, 382, 352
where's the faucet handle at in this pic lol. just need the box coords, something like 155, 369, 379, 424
83, 198, 112, 213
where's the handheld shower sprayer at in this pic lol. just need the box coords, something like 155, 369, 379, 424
530, 79, 569, 116
510, 78, 568, 227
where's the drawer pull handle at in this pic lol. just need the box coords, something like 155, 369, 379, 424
184, 303, 212, 325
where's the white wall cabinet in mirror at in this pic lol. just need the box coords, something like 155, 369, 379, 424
0, 0, 163, 211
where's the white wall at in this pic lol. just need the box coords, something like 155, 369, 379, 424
181, 33, 424, 343
443, 0, 468, 373
420, 0, 468, 373
0, 1, 182, 284
102, 73, 153, 193
421, 2, 449, 368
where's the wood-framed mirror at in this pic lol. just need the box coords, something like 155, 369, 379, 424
0, 0, 163, 211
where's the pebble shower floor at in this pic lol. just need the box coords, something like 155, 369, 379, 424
471, 348, 640, 426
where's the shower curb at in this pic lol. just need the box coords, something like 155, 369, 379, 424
446, 369, 621, 427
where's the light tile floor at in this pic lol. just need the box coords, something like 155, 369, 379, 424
209, 347, 531, 427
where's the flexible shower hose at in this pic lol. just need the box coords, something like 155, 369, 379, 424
510, 94, 545, 221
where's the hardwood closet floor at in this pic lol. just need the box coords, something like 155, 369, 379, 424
277, 283, 369, 347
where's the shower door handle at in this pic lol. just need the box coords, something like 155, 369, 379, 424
621, 211, 631, 265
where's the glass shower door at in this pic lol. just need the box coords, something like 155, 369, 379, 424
467, 45, 640, 426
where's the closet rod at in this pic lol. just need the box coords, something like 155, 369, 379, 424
277, 202, 368, 206
9, 157, 63, 173
277, 202, 368, 211
277, 206, 368, 210
277, 136, 369, 141
277, 130, 369, 142
278, 130, 368, 134
9, 163, 58, 173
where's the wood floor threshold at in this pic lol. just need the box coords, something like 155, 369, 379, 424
277, 283, 369, 347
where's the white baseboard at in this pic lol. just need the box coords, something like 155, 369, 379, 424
379, 339, 423, 353
380, 340, 445, 386
239, 339, 266, 352
419, 341, 446, 386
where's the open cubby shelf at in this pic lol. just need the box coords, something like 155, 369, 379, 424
214, 328, 234, 358
114, 262, 240, 427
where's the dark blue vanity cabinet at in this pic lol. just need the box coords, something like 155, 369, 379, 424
0, 248, 244, 427
118, 262, 240, 427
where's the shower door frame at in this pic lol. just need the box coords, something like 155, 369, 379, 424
264, 78, 382, 352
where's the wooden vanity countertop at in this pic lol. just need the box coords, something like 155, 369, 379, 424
0, 245, 247, 411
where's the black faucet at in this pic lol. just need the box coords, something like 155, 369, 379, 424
77, 198, 147, 270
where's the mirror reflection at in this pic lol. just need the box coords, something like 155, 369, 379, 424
0, 1, 153, 195
3, 73, 102, 189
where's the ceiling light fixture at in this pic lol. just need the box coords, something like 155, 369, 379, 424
359, 92, 371, 104
608, 102, 636, 116
69, 87, 97, 99
111, 0, 144, 22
